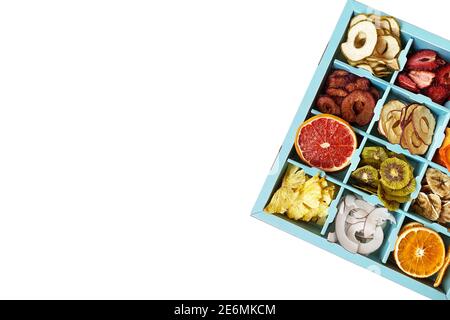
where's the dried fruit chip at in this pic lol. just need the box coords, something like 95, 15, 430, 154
380, 157, 412, 190
378, 184, 400, 211
408, 70, 435, 89
265, 187, 296, 214
412, 192, 440, 221
425, 85, 449, 105
394, 226, 445, 278
341, 90, 376, 126
361, 146, 388, 168
426, 168, 450, 199
436, 64, 450, 87
383, 177, 416, 197
406, 50, 443, 71
351, 165, 379, 187
397, 73, 420, 93
265, 164, 335, 223
282, 164, 306, 188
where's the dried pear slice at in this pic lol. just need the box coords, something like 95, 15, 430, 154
378, 35, 401, 59
412, 192, 440, 221
380, 100, 406, 136
426, 168, 450, 199
402, 104, 419, 127
428, 193, 442, 216
411, 105, 436, 145
438, 202, 450, 223
378, 118, 387, 137
341, 21, 378, 62
380, 157, 412, 190
400, 122, 428, 155
385, 115, 403, 144
350, 14, 369, 27
421, 184, 432, 194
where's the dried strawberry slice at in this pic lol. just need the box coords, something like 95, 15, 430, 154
425, 85, 449, 104
408, 70, 435, 89
436, 64, 450, 88
406, 50, 442, 71
397, 73, 420, 93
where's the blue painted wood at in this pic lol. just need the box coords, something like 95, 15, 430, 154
252, 0, 450, 300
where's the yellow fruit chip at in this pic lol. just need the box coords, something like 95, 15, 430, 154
282, 164, 306, 188
264, 165, 335, 224
265, 187, 296, 214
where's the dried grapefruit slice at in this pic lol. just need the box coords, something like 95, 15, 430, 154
394, 226, 445, 278
295, 114, 357, 172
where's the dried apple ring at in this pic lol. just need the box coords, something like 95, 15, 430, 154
341, 21, 378, 61
327, 76, 349, 89
341, 90, 376, 126
316, 96, 341, 116
345, 77, 371, 92
326, 88, 348, 97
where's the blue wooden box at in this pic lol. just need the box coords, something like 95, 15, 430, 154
252, 0, 450, 300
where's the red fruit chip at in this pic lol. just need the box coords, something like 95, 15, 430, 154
397, 73, 420, 93
436, 65, 450, 88
408, 70, 435, 89
425, 85, 449, 105
406, 50, 441, 71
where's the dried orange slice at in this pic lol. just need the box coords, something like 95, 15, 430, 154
399, 222, 423, 234
434, 247, 450, 288
394, 226, 445, 278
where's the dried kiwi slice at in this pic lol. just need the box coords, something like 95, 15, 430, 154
378, 184, 400, 211
387, 151, 408, 162
362, 147, 388, 168
389, 152, 414, 177
353, 184, 377, 195
383, 191, 410, 203
351, 165, 379, 188
380, 158, 412, 190
383, 177, 416, 197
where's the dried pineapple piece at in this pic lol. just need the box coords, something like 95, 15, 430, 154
316, 215, 327, 226
282, 164, 306, 188
264, 164, 335, 224
265, 187, 295, 214
287, 200, 311, 220
321, 186, 335, 205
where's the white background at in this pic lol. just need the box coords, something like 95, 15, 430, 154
0, 0, 447, 299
